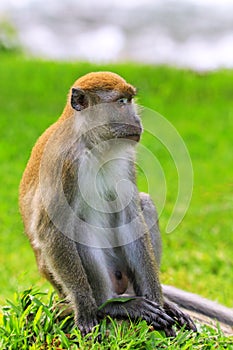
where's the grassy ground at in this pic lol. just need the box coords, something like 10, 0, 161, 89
0, 53, 232, 348
1, 289, 232, 350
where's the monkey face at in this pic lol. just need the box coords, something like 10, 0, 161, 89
71, 88, 142, 145
108, 96, 142, 142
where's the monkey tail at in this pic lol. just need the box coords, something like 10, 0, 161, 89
162, 285, 233, 333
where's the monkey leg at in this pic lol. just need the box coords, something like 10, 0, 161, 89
34, 246, 66, 298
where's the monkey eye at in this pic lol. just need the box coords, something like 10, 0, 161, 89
117, 97, 132, 104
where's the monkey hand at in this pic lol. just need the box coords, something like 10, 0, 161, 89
97, 296, 176, 334
163, 299, 197, 333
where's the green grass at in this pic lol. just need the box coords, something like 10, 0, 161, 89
0, 53, 233, 348
1, 288, 232, 350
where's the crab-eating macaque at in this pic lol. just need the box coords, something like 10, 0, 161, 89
19, 71, 196, 337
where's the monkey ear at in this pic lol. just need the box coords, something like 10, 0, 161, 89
71, 88, 89, 111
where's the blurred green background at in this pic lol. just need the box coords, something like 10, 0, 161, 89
0, 53, 232, 307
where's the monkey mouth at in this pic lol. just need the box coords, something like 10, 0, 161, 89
122, 134, 141, 142
111, 123, 142, 143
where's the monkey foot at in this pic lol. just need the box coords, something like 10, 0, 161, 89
97, 296, 175, 333
163, 300, 197, 332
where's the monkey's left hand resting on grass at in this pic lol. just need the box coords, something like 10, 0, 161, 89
19, 71, 196, 336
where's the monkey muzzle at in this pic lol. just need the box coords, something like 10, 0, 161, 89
111, 123, 142, 143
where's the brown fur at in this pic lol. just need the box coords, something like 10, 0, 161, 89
72, 71, 136, 94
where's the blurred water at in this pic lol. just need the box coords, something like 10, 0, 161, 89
0, 0, 233, 70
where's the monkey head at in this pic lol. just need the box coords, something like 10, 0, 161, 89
68, 72, 142, 144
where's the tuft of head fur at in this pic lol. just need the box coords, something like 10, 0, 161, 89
73, 71, 136, 95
